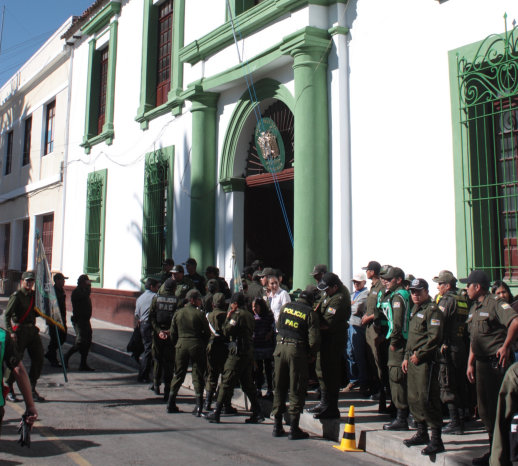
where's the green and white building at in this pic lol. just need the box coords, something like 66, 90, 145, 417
3, 0, 518, 314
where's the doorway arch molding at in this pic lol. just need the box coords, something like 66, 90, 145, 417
219, 78, 294, 192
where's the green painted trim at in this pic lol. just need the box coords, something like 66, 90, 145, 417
328, 25, 349, 36
219, 78, 294, 185
136, 0, 185, 130
81, 1, 121, 35
180, 0, 345, 65
103, 19, 118, 134
83, 169, 108, 288
187, 88, 219, 272
220, 177, 246, 193
82, 13, 119, 152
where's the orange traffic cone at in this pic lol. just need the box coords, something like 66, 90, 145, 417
333, 405, 363, 452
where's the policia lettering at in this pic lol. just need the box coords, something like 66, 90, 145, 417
281, 306, 308, 330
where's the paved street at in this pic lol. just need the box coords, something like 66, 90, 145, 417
1, 350, 392, 466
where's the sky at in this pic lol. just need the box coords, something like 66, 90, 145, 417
0, 0, 95, 88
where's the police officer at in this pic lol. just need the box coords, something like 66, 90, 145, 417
160, 258, 175, 284
0, 328, 38, 433
310, 272, 350, 419
432, 270, 469, 435
205, 266, 231, 299
376, 266, 412, 430
462, 270, 518, 465
202, 279, 219, 313
45, 272, 68, 367
361, 261, 388, 408
402, 279, 444, 456
5, 271, 45, 402
148, 278, 178, 400
206, 293, 264, 424
271, 287, 320, 439
171, 265, 195, 304
167, 289, 210, 415
203, 293, 228, 412
184, 258, 206, 294
64, 274, 94, 373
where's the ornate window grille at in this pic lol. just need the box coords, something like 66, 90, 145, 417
455, 19, 518, 280
142, 149, 169, 278
84, 170, 107, 285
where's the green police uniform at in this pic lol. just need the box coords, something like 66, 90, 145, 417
5, 287, 44, 390
149, 290, 178, 397
467, 294, 518, 438
376, 285, 411, 411
1, 327, 22, 425
167, 302, 210, 414
437, 290, 469, 432
204, 294, 228, 409
206, 303, 263, 423
271, 297, 320, 437
65, 285, 93, 371
174, 277, 195, 302
489, 361, 518, 466
315, 284, 350, 418
365, 278, 387, 395
405, 298, 443, 428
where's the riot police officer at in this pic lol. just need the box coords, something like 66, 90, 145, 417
271, 287, 320, 439
149, 278, 178, 400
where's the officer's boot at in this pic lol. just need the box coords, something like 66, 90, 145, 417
245, 398, 265, 423
192, 394, 203, 417
383, 408, 409, 431
203, 390, 214, 412
166, 391, 179, 413
289, 414, 309, 440
442, 403, 464, 435
272, 414, 286, 437
306, 390, 326, 414
314, 392, 340, 419
163, 384, 170, 403
403, 421, 430, 447
421, 427, 445, 456
221, 401, 238, 415
206, 402, 223, 423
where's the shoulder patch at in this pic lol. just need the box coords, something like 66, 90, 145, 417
229, 319, 237, 326
327, 307, 336, 315
502, 303, 512, 310
393, 301, 401, 309
438, 305, 445, 312
430, 319, 441, 326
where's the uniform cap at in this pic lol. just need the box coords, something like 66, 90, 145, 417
310, 264, 327, 276
361, 261, 381, 275
459, 270, 490, 288
162, 258, 175, 266
184, 258, 197, 266
405, 274, 416, 283
317, 272, 341, 291
206, 278, 219, 293
53, 272, 69, 282
172, 265, 184, 274
186, 289, 201, 300
258, 267, 276, 277
212, 292, 226, 309
22, 271, 35, 280
379, 264, 392, 276
381, 266, 405, 280
409, 278, 429, 291
352, 272, 367, 282
432, 270, 457, 284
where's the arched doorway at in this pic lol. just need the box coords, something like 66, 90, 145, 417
244, 100, 294, 283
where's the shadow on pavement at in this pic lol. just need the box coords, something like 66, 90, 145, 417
0, 438, 100, 458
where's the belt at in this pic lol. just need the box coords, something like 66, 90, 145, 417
279, 337, 305, 346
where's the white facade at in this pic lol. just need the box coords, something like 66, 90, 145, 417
0, 18, 72, 285
47, 0, 518, 293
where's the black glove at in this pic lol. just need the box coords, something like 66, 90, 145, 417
17, 413, 31, 448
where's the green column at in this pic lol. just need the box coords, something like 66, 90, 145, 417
188, 88, 219, 271
283, 28, 331, 290
103, 18, 118, 135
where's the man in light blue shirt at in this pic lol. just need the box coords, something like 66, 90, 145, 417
135, 277, 160, 382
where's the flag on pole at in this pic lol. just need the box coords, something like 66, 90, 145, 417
231, 245, 243, 294
34, 234, 65, 332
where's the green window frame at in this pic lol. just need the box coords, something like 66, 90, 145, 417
136, 0, 185, 130
84, 169, 107, 287
81, 2, 121, 154
226, 0, 262, 19
141, 146, 174, 280
449, 22, 518, 285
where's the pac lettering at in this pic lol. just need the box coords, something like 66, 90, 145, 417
285, 318, 299, 329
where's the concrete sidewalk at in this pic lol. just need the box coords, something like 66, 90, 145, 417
0, 297, 489, 465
